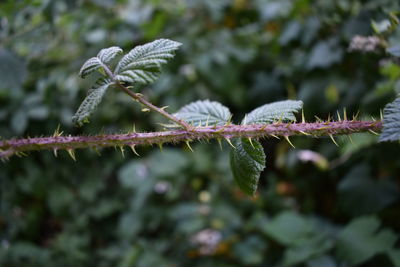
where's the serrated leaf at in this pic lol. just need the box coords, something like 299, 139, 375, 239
173, 100, 231, 126
379, 96, 400, 142
97, 46, 123, 63
244, 100, 303, 125
79, 46, 123, 78
72, 81, 113, 126
230, 138, 266, 195
115, 39, 181, 85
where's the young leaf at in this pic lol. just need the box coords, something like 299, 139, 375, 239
97, 46, 123, 63
244, 100, 303, 124
72, 81, 113, 126
173, 100, 231, 126
230, 138, 266, 196
79, 46, 123, 78
379, 96, 400, 142
115, 39, 181, 85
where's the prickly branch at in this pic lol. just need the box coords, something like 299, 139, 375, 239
0, 120, 382, 160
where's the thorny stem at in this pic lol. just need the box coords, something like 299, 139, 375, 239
101, 63, 192, 131
0, 120, 382, 160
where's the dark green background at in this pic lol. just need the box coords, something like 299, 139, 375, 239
1, 0, 400, 266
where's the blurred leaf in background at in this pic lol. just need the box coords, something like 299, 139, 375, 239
1, 0, 400, 266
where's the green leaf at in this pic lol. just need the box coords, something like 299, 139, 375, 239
0, 48, 27, 91
336, 216, 398, 265
262, 211, 312, 246
338, 165, 399, 216
72, 81, 113, 125
174, 100, 231, 126
244, 100, 303, 125
79, 46, 123, 78
388, 250, 400, 267
261, 211, 335, 266
230, 138, 266, 195
379, 96, 400, 142
115, 39, 181, 85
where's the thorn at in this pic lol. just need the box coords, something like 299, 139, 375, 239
352, 110, 360, 121
347, 135, 354, 145
160, 106, 169, 111
243, 115, 247, 125
53, 148, 58, 157
16, 152, 27, 157
329, 134, 339, 147
337, 110, 342, 121
158, 143, 163, 152
185, 140, 194, 152
343, 108, 347, 121
284, 136, 295, 148
227, 114, 233, 125
141, 108, 150, 112
225, 138, 236, 149
380, 109, 384, 120
217, 138, 223, 150
371, 116, 376, 121
205, 115, 210, 127
129, 145, 140, 156
299, 130, 310, 136
301, 109, 306, 123
132, 124, 136, 133
67, 149, 76, 161
327, 113, 332, 122
248, 137, 255, 149
92, 147, 101, 156
369, 130, 379, 136
314, 116, 323, 122
270, 134, 280, 139
119, 146, 125, 158
53, 124, 63, 137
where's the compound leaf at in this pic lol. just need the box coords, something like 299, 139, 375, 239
230, 138, 266, 196
174, 100, 231, 126
79, 46, 123, 78
72, 80, 113, 126
244, 100, 303, 124
379, 96, 400, 142
115, 39, 181, 85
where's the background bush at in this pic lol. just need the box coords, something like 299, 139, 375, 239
0, 0, 400, 266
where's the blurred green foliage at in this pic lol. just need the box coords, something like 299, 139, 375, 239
1, 0, 400, 266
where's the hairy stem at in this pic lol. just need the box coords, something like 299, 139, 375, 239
101, 63, 192, 130
115, 82, 192, 130
0, 120, 382, 159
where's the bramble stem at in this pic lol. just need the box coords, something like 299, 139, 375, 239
115, 82, 192, 130
0, 120, 382, 159
101, 63, 192, 131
